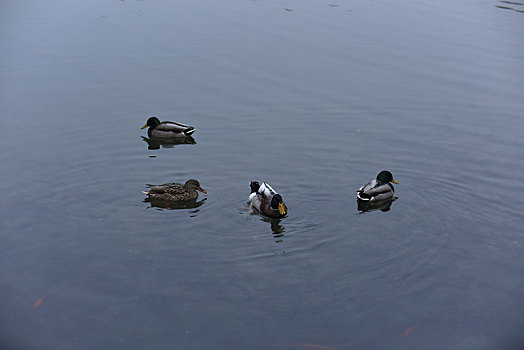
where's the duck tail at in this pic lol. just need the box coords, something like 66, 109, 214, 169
357, 191, 371, 201
142, 190, 150, 195
184, 127, 196, 136
250, 181, 260, 194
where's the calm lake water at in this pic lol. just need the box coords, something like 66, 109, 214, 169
1, 0, 524, 349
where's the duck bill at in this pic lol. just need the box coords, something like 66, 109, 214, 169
197, 187, 207, 194
278, 202, 286, 215
140, 124, 148, 129
391, 179, 399, 184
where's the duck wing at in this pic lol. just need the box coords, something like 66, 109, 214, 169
357, 179, 394, 201
258, 182, 277, 198
146, 182, 185, 194
249, 182, 275, 211
156, 121, 195, 135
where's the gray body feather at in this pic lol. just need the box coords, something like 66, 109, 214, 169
357, 179, 395, 202
149, 121, 195, 138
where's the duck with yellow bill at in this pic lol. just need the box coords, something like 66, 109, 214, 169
357, 170, 399, 202
140, 116, 195, 138
249, 181, 287, 218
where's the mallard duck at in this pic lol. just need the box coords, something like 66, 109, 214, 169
357, 170, 399, 202
140, 116, 195, 138
249, 181, 287, 218
142, 179, 206, 202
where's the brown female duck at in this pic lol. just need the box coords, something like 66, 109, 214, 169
143, 179, 206, 202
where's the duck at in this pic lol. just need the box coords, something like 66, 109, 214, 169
249, 181, 287, 218
140, 116, 195, 138
142, 179, 206, 202
357, 170, 399, 202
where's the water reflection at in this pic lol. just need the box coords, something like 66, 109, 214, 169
248, 202, 287, 241
357, 197, 396, 213
261, 217, 286, 242
141, 136, 196, 150
143, 197, 207, 210
496, 0, 524, 13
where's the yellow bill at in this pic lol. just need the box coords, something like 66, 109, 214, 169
140, 124, 148, 129
278, 202, 286, 215
391, 179, 399, 184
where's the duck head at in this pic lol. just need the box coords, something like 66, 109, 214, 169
377, 170, 399, 185
141, 117, 161, 129
271, 194, 286, 215
184, 179, 207, 193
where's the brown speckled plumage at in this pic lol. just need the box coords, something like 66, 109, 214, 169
143, 179, 206, 202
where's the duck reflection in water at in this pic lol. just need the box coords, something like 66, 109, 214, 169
261, 217, 286, 241
357, 197, 396, 213
248, 201, 287, 241
141, 135, 196, 150
144, 197, 207, 210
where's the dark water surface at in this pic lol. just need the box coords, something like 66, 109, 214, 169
1, 0, 524, 349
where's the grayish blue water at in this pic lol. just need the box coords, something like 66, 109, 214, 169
1, 0, 524, 349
